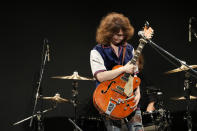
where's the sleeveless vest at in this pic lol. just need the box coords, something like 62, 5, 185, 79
93, 43, 134, 86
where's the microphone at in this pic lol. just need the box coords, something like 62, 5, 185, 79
189, 17, 192, 42
189, 17, 197, 42
194, 31, 197, 39
138, 31, 144, 38
44, 38, 50, 62
47, 44, 50, 62
138, 31, 150, 42
138, 21, 149, 38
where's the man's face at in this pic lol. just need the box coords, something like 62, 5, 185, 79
111, 29, 125, 45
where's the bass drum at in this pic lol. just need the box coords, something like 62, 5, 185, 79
77, 116, 106, 131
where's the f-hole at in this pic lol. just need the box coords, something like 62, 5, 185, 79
101, 81, 116, 94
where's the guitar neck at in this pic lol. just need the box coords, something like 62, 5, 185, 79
123, 38, 147, 78
130, 38, 147, 65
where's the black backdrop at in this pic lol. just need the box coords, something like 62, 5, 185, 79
0, 2, 197, 131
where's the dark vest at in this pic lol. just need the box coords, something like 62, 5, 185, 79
93, 43, 134, 86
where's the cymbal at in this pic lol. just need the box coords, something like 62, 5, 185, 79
171, 95, 197, 100
165, 65, 197, 74
41, 93, 69, 103
51, 71, 95, 80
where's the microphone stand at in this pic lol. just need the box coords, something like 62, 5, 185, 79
145, 39, 197, 78
142, 38, 197, 131
29, 39, 49, 130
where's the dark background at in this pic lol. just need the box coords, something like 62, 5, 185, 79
0, 2, 197, 131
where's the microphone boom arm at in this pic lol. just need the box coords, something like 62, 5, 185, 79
143, 37, 197, 78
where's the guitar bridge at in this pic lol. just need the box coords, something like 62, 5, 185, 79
105, 100, 116, 115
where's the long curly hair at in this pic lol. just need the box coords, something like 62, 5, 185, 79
96, 12, 134, 45
138, 53, 145, 72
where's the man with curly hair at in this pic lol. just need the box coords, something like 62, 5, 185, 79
90, 12, 144, 131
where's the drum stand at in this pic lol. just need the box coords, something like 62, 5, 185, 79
153, 90, 172, 131
13, 107, 56, 131
68, 80, 83, 131
183, 72, 192, 131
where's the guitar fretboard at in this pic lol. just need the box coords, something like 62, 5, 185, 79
123, 38, 147, 80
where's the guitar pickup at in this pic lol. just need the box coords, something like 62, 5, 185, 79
121, 76, 128, 82
111, 86, 125, 96
116, 86, 124, 92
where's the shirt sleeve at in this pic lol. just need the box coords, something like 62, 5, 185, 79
90, 49, 106, 77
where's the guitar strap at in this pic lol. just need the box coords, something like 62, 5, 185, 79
122, 46, 126, 65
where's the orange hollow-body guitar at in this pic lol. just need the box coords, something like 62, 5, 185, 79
93, 65, 141, 120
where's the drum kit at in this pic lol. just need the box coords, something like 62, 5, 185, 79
13, 64, 197, 131
13, 71, 95, 131
142, 64, 197, 131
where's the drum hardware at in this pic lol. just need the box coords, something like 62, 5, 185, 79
77, 116, 105, 131
157, 109, 172, 131
143, 109, 172, 131
51, 71, 92, 131
79, 116, 103, 121
183, 72, 193, 131
163, 57, 197, 131
156, 92, 172, 131
13, 92, 69, 130
68, 118, 83, 131
169, 72, 196, 131
13, 106, 56, 128
69, 79, 85, 131
145, 86, 163, 96
143, 86, 172, 131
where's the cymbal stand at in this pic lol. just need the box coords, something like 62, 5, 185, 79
68, 118, 83, 131
13, 106, 56, 130
68, 80, 83, 131
183, 72, 192, 131
72, 80, 78, 123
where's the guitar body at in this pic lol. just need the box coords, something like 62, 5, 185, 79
93, 65, 141, 120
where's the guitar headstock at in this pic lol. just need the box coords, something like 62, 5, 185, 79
142, 21, 154, 40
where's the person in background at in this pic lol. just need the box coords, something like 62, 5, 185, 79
136, 53, 156, 113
